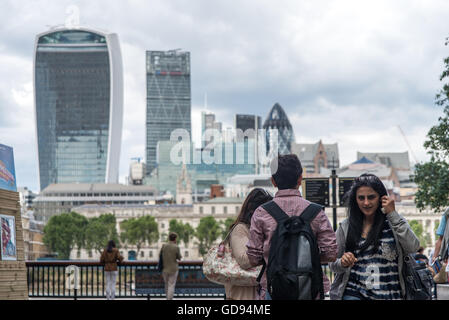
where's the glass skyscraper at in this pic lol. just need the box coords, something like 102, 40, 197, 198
146, 50, 191, 174
34, 27, 123, 191
234, 114, 262, 137
263, 103, 295, 155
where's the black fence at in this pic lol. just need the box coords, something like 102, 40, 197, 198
26, 261, 335, 299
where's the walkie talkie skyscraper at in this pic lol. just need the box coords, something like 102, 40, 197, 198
34, 27, 123, 190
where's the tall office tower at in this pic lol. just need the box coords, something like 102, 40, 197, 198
146, 50, 191, 174
201, 111, 222, 149
235, 114, 262, 173
234, 114, 262, 138
263, 103, 295, 155
34, 27, 123, 191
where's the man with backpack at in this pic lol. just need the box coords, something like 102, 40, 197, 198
246, 154, 337, 300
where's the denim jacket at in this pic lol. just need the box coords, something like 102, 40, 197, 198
329, 210, 420, 300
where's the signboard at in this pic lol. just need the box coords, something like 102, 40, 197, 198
0, 144, 16, 192
302, 178, 330, 207
135, 266, 225, 296
338, 178, 356, 206
0, 214, 17, 261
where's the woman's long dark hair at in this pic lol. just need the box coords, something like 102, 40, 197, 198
344, 173, 388, 254
230, 188, 273, 229
106, 240, 116, 253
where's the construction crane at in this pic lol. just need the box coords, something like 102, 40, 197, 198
396, 125, 418, 164
131, 157, 142, 163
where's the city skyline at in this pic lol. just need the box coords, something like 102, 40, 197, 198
1, 0, 448, 192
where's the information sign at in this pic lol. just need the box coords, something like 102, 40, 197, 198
302, 178, 330, 207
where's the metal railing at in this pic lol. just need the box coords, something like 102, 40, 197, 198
26, 260, 226, 299
26, 261, 335, 299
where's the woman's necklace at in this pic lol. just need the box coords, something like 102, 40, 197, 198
362, 221, 373, 238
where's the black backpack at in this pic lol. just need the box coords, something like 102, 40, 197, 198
261, 201, 324, 300
403, 254, 434, 300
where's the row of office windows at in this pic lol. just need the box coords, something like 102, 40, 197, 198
198, 206, 240, 214
43, 192, 154, 197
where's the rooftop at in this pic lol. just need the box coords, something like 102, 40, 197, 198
41, 183, 157, 194
357, 151, 410, 170
205, 197, 244, 204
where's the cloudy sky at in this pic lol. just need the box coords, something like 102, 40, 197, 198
1, 0, 448, 192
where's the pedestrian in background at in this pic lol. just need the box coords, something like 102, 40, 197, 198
329, 173, 419, 300
100, 240, 124, 300
160, 232, 182, 300
224, 187, 273, 300
431, 209, 449, 284
431, 208, 449, 264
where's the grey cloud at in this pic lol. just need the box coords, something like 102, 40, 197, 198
1, 0, 449, 189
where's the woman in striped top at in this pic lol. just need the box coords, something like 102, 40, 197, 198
329, 174, 420, 300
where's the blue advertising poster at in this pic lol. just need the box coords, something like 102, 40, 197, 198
0, 144, 17, 192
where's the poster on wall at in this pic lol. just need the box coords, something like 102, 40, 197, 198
0, 214, 17, 261
0, 144, 17, 192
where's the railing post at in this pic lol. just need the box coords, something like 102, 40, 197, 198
331, 169, 337, 232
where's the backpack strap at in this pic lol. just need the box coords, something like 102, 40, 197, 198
262, 200, 289, 223
300, 203, 324, 223
262, 201, 323, 224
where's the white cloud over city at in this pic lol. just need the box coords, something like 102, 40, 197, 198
0, 0, 448, 191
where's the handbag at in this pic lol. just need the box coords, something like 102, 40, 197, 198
433, 260, 448, 284
157, 245, 164, 272
402, 254, 434, 300
202, 225, 262, 286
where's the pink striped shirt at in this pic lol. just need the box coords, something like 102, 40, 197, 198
246, 189, 338, 299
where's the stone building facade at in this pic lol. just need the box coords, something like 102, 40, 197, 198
70, 198, 442, 261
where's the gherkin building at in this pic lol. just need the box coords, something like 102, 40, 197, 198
263, 103, 295, 155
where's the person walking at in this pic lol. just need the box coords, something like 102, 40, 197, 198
246, 154, 338, 300
431, 208, 449, 264
224, 188, 273, 300
100, 240, 124, 300
160, 232, 182, 300
430, 208, 449, 285
329, 173, 420, 300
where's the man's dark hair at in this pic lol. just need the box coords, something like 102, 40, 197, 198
271, 154, 303, 190
169, 232, 177, 241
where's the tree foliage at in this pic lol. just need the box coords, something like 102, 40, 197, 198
43, 212, 88, 259
409, 220, 431, 248
220, 217, 235, 239
414, 45, 449, 212
85, 214, 119, 255
168, 219, 195, 247
195, 216, 222, 256
120, 215, 159, 259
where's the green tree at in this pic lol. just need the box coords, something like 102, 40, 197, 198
409, 220, 431, 248
220, 217, 235, 239
195, 216, 222, 256
168, 219, 195, 247
43, 212, 88, 259
85, 214, 119, 255
414, 45, 449, 212
120, 215, 159, 259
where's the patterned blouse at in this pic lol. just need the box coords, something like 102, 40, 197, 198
344, 220, 402, 300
